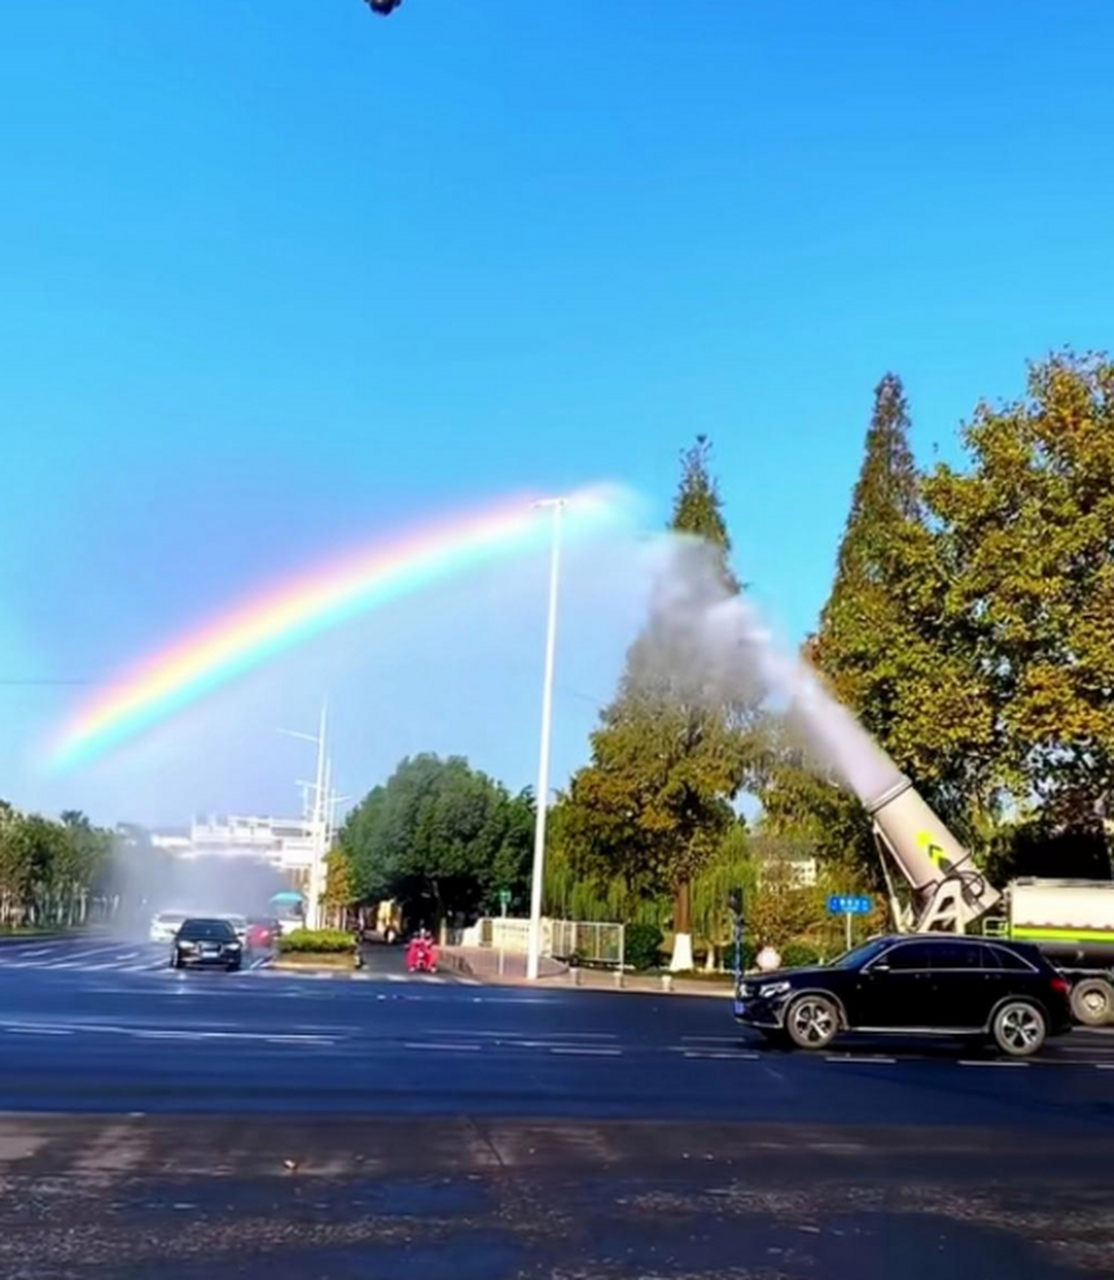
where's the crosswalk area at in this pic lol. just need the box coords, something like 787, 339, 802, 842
0, 938, 181, 974
0, 937, 476, 983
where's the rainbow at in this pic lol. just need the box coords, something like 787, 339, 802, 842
51, 484, 628, 770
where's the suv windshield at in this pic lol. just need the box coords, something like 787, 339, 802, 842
178, 919, 236, 942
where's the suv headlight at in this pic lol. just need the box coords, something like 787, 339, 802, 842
178, 941, 196, 950
759, 981, 791, 999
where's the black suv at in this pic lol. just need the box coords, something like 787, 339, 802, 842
734, 934, 1073, 1057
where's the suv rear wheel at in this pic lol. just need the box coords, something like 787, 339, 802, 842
784, 994, 839, 1050
991, 1000, 1047, 1057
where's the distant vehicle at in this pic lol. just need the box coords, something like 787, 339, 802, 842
246, 916, 280, 952
149, 911, 187, 944
270, 892, 305, 937
734, 934, 1073, 1058
170, 918, 243, 972
217, 914, 248, 944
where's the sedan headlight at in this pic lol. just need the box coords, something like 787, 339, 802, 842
759, 981, 791, 999
178, 941, 197, 951
226, 942, 242, 952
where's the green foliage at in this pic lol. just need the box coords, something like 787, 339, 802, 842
323, 846, 356, 907
690, 819, 753, 951
925, 352, 1114, 837
279, 928, 354, 954
561, 437, 762, 940
0, 802, 113, 928
758, 372, 1000, 878
623, 921, 665, 971
671, 435, 739, 591
742, 836, 830, 950
338, 755, 535, 921
781, 940, 824, 968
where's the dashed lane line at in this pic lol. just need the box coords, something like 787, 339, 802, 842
401, 1041, 481, 1052
825, 1055, 899, 1065
549, 1046, 623, 1057
958, 1059, 1031, 1068
682, 1050, 760, 1061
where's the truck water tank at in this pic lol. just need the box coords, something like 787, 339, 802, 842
1009, 878, 1114, 968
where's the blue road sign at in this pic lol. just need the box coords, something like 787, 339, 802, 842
828, 894, 873, 916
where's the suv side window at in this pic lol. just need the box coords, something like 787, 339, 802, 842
882, 942, 935, 970
986, 944, 1035, 972
926, 941, 988, 970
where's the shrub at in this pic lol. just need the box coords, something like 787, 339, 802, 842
279, 928, 354, 955
780, 939, 824, 969
624, 922, 664, 971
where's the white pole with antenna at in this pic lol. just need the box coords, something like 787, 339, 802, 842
278, 703, 328, 930
526, 497, 565, 982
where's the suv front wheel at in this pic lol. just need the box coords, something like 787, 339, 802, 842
991, 1000, 1047, 1058
784, 994, 839, 1050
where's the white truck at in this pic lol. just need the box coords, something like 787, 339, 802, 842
865, 775, 1114, 1026
994, 878, 1114, 1025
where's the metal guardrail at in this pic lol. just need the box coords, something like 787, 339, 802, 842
474, 917, 625, 969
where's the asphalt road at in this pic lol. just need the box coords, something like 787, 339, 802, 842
1, 934, 1113, 1278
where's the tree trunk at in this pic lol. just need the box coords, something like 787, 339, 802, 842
669, 880, 694, 972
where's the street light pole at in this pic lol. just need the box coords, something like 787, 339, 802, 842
526, 498, 565, 981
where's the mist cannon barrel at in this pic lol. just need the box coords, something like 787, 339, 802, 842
866, 776, 1000, 926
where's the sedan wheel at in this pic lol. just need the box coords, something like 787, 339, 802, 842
784, 994, 839, 1050
992, 1001, 1047, 1057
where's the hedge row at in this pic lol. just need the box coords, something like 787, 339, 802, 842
278, 928, 354, 954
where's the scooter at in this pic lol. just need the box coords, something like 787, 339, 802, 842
406, 934, 439, 973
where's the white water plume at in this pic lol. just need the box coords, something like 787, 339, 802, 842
649, 536, 903, 806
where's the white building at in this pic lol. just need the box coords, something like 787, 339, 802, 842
183, 814, 316, 877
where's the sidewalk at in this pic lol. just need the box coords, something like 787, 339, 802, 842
442, 946, 736, 998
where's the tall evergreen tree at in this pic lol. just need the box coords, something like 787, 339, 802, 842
760, 373, 996, 880
562, 437, 761, 969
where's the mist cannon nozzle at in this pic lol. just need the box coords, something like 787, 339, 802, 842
867, 774, 1000, 932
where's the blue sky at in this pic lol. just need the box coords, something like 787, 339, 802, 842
3, 0, 1112, 825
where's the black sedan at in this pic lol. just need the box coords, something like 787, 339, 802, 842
734, 934, 1073, 1057
169, 918, 244, 971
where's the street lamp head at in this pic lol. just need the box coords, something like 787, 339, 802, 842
532, 496, 567, 510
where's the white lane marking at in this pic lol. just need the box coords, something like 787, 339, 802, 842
13, 947, 53, 958
1095, 1063, 1114, 1070
402, 1041, 481, 1052
426, 1029, 618, 1040
129, 1029, 336, 1044
958, 1059, 1030, 1068
39, 946, 124, 965
825, 1055, 898, 1065
678, 1049, 760, 1061
1, 1025, 74, 1036
682, 1035, 746, 1044
549, 1046, 622, 1057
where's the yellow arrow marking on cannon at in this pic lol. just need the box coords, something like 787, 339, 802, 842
916, 829, 955, 874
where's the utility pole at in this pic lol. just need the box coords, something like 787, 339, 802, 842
526, 498, 565, 981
